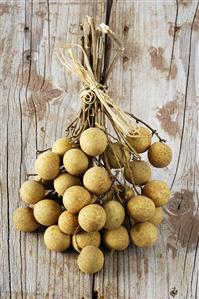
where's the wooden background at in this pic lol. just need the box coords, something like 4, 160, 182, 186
1, 0, 199, 298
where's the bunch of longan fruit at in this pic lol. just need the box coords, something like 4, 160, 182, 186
13, 126, 172, 274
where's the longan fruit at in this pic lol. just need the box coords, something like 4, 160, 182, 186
58, 211, 78, 234
148, 207, 164, 225
103, 226, 130, 251
148, 142, 172, 168
44, 225, 71, 252
105, 142, 130, 169
52, 137, 75, 156
127, 127, 152, 153
78, 204, 106, 232
63, 186, 92, 213
143, 180, 170, 206
80, 127, 108, 156
20, 180, 45, 204
72, 231, 101, 252
83, 167, 112, 195
130, 222, 158, 248
54, 173, 80, 196
63, 149, 89, 176
34, 199, 62, 226
124, 160, 151, 185
127, 195, 155, 222
77, 245, 104, 274
35, 151, 60, 180
103, 200, 125, 230
13, 207, 40, 232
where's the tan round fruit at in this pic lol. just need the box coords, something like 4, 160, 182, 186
143, 180, 170, 206
54, 173, 80, 196
127, 195, 155, 222
35, 151, 60, 180
105, 142, 130, 169
103, 200, 125, 230
130, 222, 158, 248
52, 137, 75, 156
124, 160, 151, 185
148, 142, 172, 168
13, 207, 40, 232
20, 180, 45, 204
148, 207, 164, 225
63, 186, 91, 213
78, 204, 106, 232
72, 231, 101, 252
63, 149, 89, 176
34, 199, 62, 226
44, 225, 71, 252
77, 245, 104, 274
103, 226, 130, 251
58, 211, 78, 234
127, 127, 152, 153
80, 127, 108, 156
83, 167, 112, 195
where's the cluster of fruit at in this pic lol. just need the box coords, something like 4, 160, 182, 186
13, 126, 172, 274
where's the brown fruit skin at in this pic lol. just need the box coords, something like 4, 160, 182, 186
148, 142, 172, 168
148, 207, 164, 226
52, 137, 75, 156
34, 199, 62, 226
83, 167, 112, 195
20, 180, 45, 204
63, 186, 92, 213
127, 195, 155, 222
130, 222, 158, 248
44, 225, 71, 252
54, 173, 80, 196
35, 151, 60, 180
105, 142, 131, 169
13, 207, 40, 232
77, 245, 104, 274
58, 211, 78, 234
103, 200, 125, 230
78, 204, 106, 232
143, 180, 170, 207
124, 160, 151, 185
103, 226, 130, 251
72, 231, 101, 252
80, 127, 108, 156
127, 127, 152, 153
63, 149, 89, 176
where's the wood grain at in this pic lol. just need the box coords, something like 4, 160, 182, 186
0, 0, 199, 298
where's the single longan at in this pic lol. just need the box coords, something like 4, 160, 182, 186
20, 180, 45, 204
44, 225, 71, 252
35, 151, 60, 180
130, 222, 158, 248
103, 226, 130, 251
34, 199, 62, 226
83, 167, 112, 195
143, 180, 170, 206
78, 204, 106, 232
127, 127, 152, 153
63, 149, 89, 176
124, 160, 151, 185
148, 207, 164, 225
13, 207, 40, 232
77, 245, 104, 274
54, 173, 80, 196
58, 211, 78, 234
127, 195, 155, 222
103, 200, 125, 230
72, 231, 101, 252
63, 186, 92, 213
52, 137, 75, 156
80, 127, 108, 156
105, 142, 131, 169
148, 142, 172, 168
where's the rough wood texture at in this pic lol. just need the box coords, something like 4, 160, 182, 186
1, 0, 199, 298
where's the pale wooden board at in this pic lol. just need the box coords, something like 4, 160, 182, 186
0, 0, 199, 298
